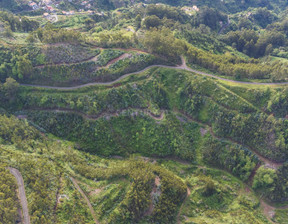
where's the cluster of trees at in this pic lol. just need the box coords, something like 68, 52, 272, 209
152, 166, 186, 223
109, 161, 154, 223
203, 138, 258, 181
221, 29, 286, 58
178, 27, 226, 53
96, 30, 134, 48
253, 164, 288, 201
267, 89, 288, 118
0, 11, 39, 37
0, 47, 34, 81
192, 6, 228, 31
143, 27, 184, 62
186, 44, 285, 80
252, 7, 277, 28
34, 24, 83, 44
0, 77, 19, 99
0, 113, 42, 150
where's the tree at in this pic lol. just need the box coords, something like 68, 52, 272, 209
252, 166, 276, 190
11, 54, 33, 79
143, 27, 184, 61
203, 179, 216, 196
3, 25, 13, 38
26, 32, 37, 43
143, 15, 162, 29
84, 18, 94, 30
134, 14, 142, 30
3, 77, 19, 100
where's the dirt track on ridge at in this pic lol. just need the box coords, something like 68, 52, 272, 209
8, 167, 30, 224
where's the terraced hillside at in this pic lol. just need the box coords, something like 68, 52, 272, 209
2, 1, 288, 223
1, 60, 288, 223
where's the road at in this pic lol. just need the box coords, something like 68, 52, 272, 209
20, 57, 288, 90
8, 167, 30, 224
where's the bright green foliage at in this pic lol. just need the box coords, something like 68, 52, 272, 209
0, 165, 19, 224
252, 166, 277, 190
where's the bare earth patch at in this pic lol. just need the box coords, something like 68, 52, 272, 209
89, 189, 102, 196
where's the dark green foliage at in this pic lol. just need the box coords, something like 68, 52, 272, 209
202, 137, 258, 181
26, 111, 199, 160
36, 24, 83, 44
0, 11, 39, 32
267, 89, 288, 117
253, 7, 277, 28
193, 6, 228, 30
152, 167, 186, 223
203, 179, 216, 197
254, 164, 288, 202
108, 161, 154, 223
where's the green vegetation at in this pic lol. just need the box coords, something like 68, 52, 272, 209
0, 114, 272, 223
0, 165, 20, 224
2, 1, 288, 223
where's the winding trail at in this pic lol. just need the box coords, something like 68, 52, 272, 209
71, 177, 100, 224
34, 53, 101, 69
177, 187, 191, 224
8, 167, 30, 224
20, 56, 288, 90
174, 111, 284, 169
22, 108, 164, 121
23, 107, 282, 168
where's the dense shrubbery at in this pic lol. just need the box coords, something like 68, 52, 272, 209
0, 115, 95, 223
13, 68, 288, 163
35, 24, 83, 44
221, 29, 286, 58
267, 89, 288, 118
0, 165, 19, 224
26, 111, 199, 160
0, 11, 39, 33
203, 137, 258, 181
253, 164, 288, 201
0, 114, 42, 148
43, 45, 100, 65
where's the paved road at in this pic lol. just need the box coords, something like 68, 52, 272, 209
71, 177, 99, 224
20, 57, 288, 90
8, 167, 30, 224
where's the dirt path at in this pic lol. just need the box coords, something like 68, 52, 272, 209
21, 108, 164, 122
71, 177, 100, 224
34, 48, 139, 69
177, 187, 191, 224
104, 53, 131, 68
23, 107, 282, 168
174, 111, 284, 169
34, 52, 102, 68
8, 167, 30, 224
21, 56, 288, 90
